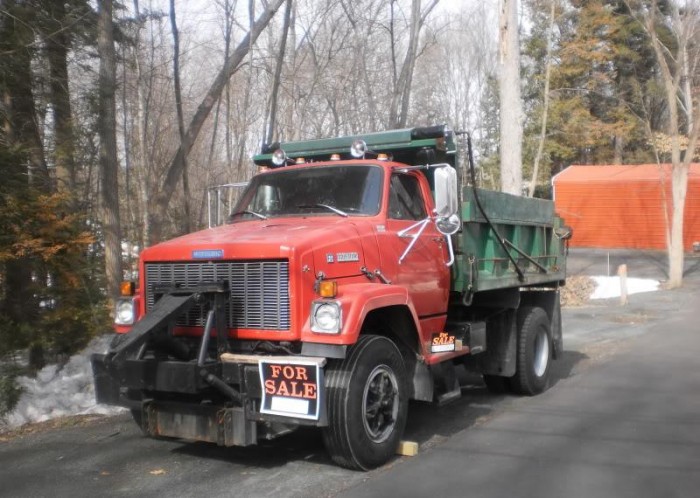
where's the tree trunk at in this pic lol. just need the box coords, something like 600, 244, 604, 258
396, 0, 422, 128
45, 0, 77, 193
4, 1, 50, 190
132, 0, 151, 248
264, 0, 293, 146
150, 0, 286, 243
169, 0, 191, 233
681, 45, 693, 135
0, 0, 46, 323
97, 0, 123, 300
498, 0, 523, 195
529, 0, 554, 198
236, 0, 257, 182
388, 0, 438, 129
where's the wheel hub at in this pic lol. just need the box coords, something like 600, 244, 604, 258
533, 328, 550, 377
362, 365, 399, 443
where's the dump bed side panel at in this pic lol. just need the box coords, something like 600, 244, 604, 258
452, 188, 567, 294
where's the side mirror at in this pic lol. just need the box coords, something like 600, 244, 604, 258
433, 166, 460, 235
436, 214, 461, 235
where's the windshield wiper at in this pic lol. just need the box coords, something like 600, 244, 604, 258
297, 203, 348, 217
229, 209, 268, 220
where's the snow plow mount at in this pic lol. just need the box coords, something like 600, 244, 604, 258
91, 281, 244, 406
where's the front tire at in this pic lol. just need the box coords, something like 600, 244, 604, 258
322, 335, 408, 470
509, 307, 552, 395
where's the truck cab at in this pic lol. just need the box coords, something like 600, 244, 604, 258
93, 125, 568, 470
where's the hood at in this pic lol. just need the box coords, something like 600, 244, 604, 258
140, 218, 371, 278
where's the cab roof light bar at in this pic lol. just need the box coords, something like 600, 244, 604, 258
254, 125, 456, 168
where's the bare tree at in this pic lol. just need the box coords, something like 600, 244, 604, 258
627, 0, 700, 288
235, 0, 257, 181
264, 0, 293, 146
44, 0, 77, 192
498, 0, 523, 195
528, 0, 555, 198
97, 0, 123, 300
130, 0, 153, 247
169, 0, 191, 232
149, 0, 286, 243
389, 0, 440, 128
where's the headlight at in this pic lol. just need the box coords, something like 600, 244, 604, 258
311, 301, 342, 334
114, 298, 135, 325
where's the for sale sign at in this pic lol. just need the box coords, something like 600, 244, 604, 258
431, 331, 456, 353
259, 360, 323, 420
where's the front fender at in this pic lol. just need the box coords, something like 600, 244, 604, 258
301, 283, 421, 345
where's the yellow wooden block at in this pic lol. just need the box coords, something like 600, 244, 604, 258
397, 440, 419, 457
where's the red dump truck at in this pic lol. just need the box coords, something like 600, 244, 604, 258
92, 125, 570, 470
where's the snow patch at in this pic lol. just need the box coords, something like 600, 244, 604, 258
590, 276, 660, 300
3, 335, 125, 430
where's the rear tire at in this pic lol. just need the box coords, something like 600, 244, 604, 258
322, 335, 408, 470
509, 307, 552, 395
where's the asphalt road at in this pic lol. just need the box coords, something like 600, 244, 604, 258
343, 273, 700, 497
1, 251, 698, 497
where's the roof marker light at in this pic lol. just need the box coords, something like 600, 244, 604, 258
350, 139, 368, 159
272, 149, 288, 167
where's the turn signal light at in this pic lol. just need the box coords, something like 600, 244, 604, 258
120, 281, 135, 296
318, 280, 338, 298
377, 153, 389, 161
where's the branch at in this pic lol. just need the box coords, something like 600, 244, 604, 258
152, 0, 286, 235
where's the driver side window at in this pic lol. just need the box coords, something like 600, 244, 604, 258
388, 174, 427, 220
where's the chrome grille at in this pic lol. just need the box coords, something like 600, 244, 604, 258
144, 260, 290, 330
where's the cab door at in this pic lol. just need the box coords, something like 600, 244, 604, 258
378, 172, 450, 318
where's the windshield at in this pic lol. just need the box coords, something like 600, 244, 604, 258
232, 165, 383, 220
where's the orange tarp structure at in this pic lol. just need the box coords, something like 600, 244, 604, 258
553, 164, 700, 250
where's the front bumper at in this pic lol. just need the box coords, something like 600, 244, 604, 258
91, 353, 327, 446
93, 281, 329, 446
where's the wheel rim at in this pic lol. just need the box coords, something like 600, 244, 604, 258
533, 328, 550, 378
362, 364, 400, 443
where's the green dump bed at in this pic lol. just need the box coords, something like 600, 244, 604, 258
452, 187, 568, 294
